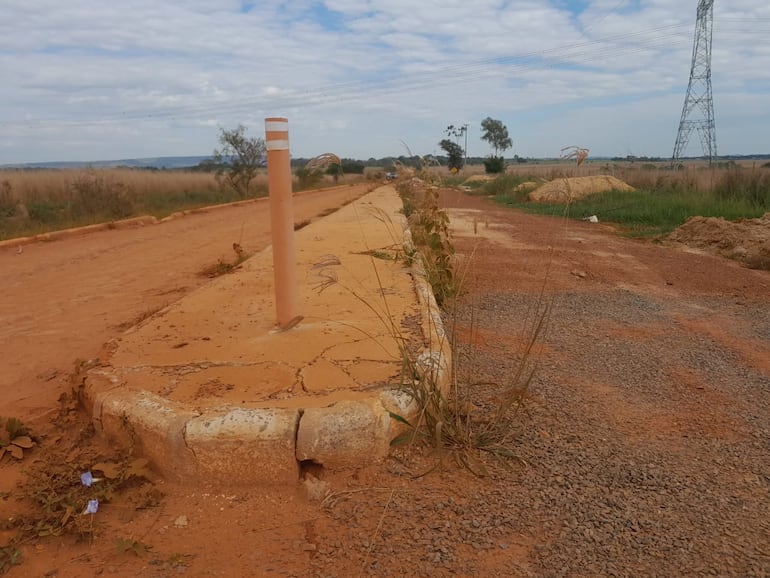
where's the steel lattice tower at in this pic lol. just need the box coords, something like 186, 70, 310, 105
672, 0, 716, 165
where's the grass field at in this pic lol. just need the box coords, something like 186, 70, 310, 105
470, 161, 770, 237
0, 168, 365, 240
2, 161, 768, 241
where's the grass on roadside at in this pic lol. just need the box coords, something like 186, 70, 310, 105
0, 168, 367, 241
396, 179, 457, 306
393, 294, 548, 477
0, 169, 252, 241
495, 188, 766, 237
484, 165, 769, 237
389, 173, 544, 475
386, 163, 767, 472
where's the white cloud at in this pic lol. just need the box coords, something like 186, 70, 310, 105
0, 0, 768, 163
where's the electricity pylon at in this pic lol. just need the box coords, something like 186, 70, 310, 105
672, 0, 716, 165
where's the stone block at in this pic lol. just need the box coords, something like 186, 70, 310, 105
97, 389, 200, 481
296, 399, 392, 469
185, 407, 300, 484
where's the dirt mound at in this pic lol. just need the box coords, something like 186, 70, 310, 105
667, 213, 770, 270
528, 175, 634, 203
463, 175, 495, 184
514, 181, 540, 192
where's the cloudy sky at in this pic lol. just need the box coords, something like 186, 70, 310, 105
1, 0, 769, 164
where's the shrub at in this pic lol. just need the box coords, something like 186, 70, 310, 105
0, 180, 15, 218
397, 181, 456, 305
481, 174, 533, 199
70, 171, 135, 219
26, 199, 66, 224
340, 159, 365, 174
294, 167, 324, 190
713, 166, 770, 209
483, 156, 506, 174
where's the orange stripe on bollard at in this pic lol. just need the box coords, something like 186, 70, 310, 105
265, 119, 289, 150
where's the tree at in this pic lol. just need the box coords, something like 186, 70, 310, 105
212, 125, 265, 198
480, 117, 512, 157
445, 124, 467, 143
438, 139, 464, 172
294, 167, 323, 190
480, 117, 512, 174
446, 124, 469, 164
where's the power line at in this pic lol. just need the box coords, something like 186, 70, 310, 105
0, 24, 695, 127
1, 17, 765, 132
579, 0, 630, 38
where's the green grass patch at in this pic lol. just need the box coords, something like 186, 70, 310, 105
478, 174, 536, 197
135, 187, 264, 218
494, 188, 767, 238
441, 175, 468, 187
459, 179, 487, 192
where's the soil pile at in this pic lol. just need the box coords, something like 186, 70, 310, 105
667, 213, 770, 270
514, 181, 540, 192
462, 175, 495, 184
529, 175, 634, 203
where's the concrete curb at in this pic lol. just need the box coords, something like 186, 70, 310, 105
405, 228, 452, 389
81, 187, 451, 484
0, 215, 161, 250
185, 407, 301, 484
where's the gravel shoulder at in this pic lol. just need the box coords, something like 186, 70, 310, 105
308, 189, 770, 577
433, 191, 770, 577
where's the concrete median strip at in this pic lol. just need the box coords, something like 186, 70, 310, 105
81, 185, 450, 484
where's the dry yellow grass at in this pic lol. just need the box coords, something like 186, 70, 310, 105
504, 159, 766, 195
0, 167, 368, 240
0, 168, 362, 202
0, 169, 223, 202
462, 174, 496, 184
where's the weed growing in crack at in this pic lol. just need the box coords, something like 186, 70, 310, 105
115, 536, 151, 557
396, 179, 457, 306
392, 268, 551, 477
0, 545, 21, 575
313, 181, 549, 476
199, 241, 251, 278
388, 172, 554, 475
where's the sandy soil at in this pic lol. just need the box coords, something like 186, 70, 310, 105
2, 186, 769, 577
666, 212, 770, 270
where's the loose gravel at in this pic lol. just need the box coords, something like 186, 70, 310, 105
303, 234, 770, 577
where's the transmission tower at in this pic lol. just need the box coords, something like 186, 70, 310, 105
672, 0, 716, 165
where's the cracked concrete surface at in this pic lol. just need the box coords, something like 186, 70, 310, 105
82, 186, 450, 484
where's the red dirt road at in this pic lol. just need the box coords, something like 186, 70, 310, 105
0, 185, 370, 418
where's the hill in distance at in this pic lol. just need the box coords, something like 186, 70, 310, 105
1, 156, 212, 170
